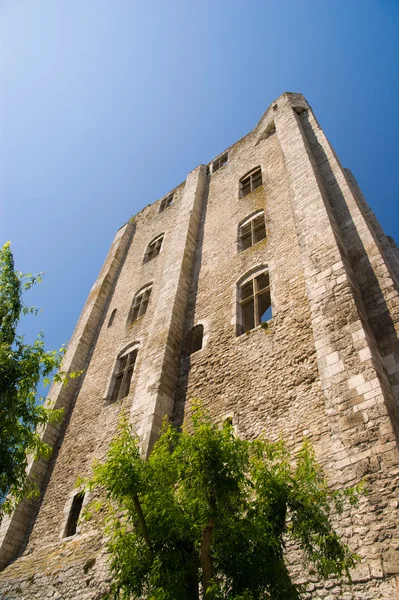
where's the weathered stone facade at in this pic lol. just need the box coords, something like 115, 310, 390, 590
1, 92, 399, 599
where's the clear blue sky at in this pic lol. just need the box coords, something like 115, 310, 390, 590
1, 0, 399, 355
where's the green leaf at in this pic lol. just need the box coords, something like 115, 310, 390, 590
0, 242, 81, 519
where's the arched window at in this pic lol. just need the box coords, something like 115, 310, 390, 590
130, 285, 152, 322
108, 308, 117, 327
186, 324, 204, 355
110, 346, 139, 404
237, 268, 272, 335
239, 211, 266, 251
239, 167, 263, 197
144, 234, 164, 264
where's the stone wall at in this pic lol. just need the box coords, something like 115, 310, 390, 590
1, 93, 398, 599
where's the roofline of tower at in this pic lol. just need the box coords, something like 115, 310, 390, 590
117, 92, 309, 232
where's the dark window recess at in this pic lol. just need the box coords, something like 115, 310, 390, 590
238, 271, 272, 335
108, 308, 117, 327
131, 287, 152, 322
186, 325, 204, 354
212, 152, 228, 173
111, 350, 138, 403
144, 235, 163, 263
64, 492, 84, 537
240, 214, 266, 251
159, 193, 174, 213
263, 123, 276, 139
239, 168, 263, 197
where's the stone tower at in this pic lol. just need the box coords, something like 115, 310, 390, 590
1, 92, 399, 598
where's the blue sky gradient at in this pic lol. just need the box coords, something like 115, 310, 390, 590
1, 0, 399, 355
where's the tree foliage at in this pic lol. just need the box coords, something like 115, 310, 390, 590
0, 242, 69, 517
85, 405, 360, 600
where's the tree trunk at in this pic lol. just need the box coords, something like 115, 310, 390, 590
200, 517, 215, 596
132, 493, 152, 552
187, 554, 200, 600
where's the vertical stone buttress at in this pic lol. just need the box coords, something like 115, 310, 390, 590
299, 105, 399, 419
274, 93, 399, 582
130, 165, 208, 454
0, 222, 134, 569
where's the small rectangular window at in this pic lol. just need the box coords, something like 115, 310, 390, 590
159, 193, 174, 213
212, 152, 228, 173
64, 492, 84, 537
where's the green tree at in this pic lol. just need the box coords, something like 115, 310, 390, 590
85, 406, 359, 600
0, 242, 69, 517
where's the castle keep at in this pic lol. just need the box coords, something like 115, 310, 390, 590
1, 92, 399, 598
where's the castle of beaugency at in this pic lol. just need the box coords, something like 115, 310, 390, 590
1, 92, 399, 598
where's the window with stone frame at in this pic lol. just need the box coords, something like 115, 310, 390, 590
186, 324, 204, 355
239, 167, 263, 197
159, 193, 174, 213
110, 349, 138, 403
239, 212, 266, 251
144, 234, 164, 264
130, 285, 152, 322
64, 492, 84, 537
238, 269, 272, 335
108, 308, 117, 327
212, 152, 228, 173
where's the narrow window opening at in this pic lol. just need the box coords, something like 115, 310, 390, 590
144, 235, 164, 264
239, 213, 266, 251
130, 286, 152, 322
238, 270, 272, 336
263, 122, 276, 140
159, 193, 174, 213
64, 492, 84, 537
186, 325, 203, 355
293, 106, 307, 115
212, 152, 228, 173
110, 349, 138, 404
239, 167, 263, 198
108, 309, 117, 328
